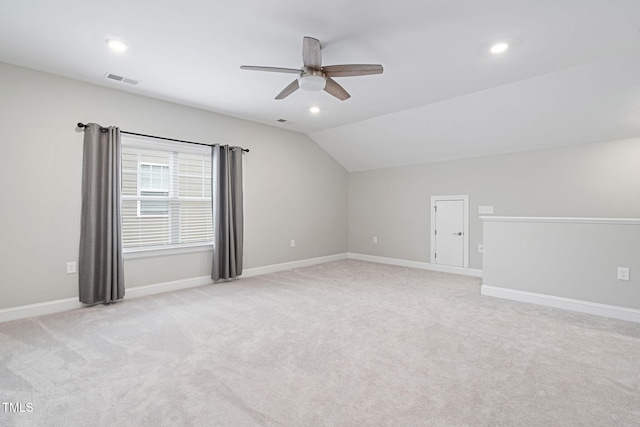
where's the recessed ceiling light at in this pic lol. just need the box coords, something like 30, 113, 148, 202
309, 106, 321, 114
106, 39, 128, 52
490, 42, 509, 54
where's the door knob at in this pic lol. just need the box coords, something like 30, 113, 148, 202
453, 232, 462, 236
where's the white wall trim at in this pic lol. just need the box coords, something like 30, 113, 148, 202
0, 253, 349, 323
480, 216, 640, 225
0, 276, 215, 324
0, 298, 84, 324
481, 285, 640, 323
348, 252, 483, 277
125, 276, 214, 299
242, 253, 349, 277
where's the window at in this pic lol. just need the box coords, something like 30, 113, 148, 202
139, 163, 170, 217
121, 137, 213, 251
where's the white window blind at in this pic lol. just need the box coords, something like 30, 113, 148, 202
121, 136, 213, 251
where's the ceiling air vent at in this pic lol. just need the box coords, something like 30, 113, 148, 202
105, 73, 139, 85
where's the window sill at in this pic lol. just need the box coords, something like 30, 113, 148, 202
124, 243, 213, 260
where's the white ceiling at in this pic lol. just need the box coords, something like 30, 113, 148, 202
1, 0, 640, 171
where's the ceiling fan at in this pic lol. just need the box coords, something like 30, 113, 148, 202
240, 36, 383, 101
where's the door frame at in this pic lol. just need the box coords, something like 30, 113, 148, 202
430, 195, 469, 268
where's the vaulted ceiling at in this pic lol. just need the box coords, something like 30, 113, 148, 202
1, 0, 639, 171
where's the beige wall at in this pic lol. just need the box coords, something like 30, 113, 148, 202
0, 62, 348, 309
349, 138, 640, 269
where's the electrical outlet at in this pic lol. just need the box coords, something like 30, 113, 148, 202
617, 267, 630, 281
373, 236, 378, 243
66, 261, 77, 274
290, 239, 296, 248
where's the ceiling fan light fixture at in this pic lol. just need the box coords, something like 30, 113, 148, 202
299, 70, 326, 91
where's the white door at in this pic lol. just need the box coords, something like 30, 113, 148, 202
432, 197, 467, 267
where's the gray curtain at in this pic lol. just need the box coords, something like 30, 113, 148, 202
79, 123, 125, 304
211, 145, 244, 281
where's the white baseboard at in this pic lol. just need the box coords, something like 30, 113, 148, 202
0, 253, 349, 323
348, 253, 483, 277
125, 276, 214, 299
481, 285, 640, 323
1, 252, 482, 324
0, 298, 84, 323
0, 276, 215, 324
242, 253, 349, 277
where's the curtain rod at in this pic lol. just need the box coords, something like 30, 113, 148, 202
76, 123, 249, 152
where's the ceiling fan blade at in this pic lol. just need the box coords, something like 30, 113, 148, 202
323, 64, 384, 77
302, 37, 322, 69
240, 65, 301, 74
324, 77, 350, 101
275, 79, 300, 100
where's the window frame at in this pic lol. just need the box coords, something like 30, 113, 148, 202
121, 136, 214, 255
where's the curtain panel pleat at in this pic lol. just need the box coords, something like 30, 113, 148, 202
79, 123, 125, 304
211, 145, 244, 281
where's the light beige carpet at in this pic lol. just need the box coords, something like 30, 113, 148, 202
1, 260, 639, 426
